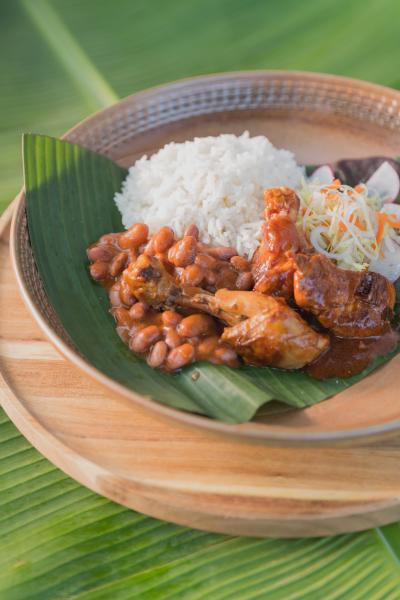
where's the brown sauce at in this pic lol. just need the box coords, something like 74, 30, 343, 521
305, 329, 399, 379
87, 225, 244, 371
88, 222, 398, 376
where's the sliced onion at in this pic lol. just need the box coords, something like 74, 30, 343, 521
308, 165, 335, 185
369, 257, 400, 282
366, 161, 400, 203
309, 226, 349, 260
380, 203, 400, 220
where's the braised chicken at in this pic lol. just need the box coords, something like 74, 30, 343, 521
123, 254, 328, 369
218, 290, 329, 369
251, 187, 308, 299
293, 253, 396, 337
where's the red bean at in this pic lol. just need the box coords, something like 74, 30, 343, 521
130, 325, 161, 353
153, 226, 175, 253
147, 341, 168, 368
113, 307, 132, 328
180, 264, 204, 286
197, 335, 219, 358
235, 271, 254, 290
143, 237, 156, 256
129, 302, 147, 320
184, 224, 199, 239
195, 254, 217, 269
230, 255, 250, 271
168, 236, 197, 267
162, 310, 182, 327
216, 267, 238, 290
178, 314, 215, 337
120, 280, 136, 306
204, 270, 217, 287
89, 261, 109, 280
166, 343, 195, 370
119, 223, 149, 249
109, 252, 128, 277
165, 329, 182, 349
87, 244, 116, 262
109, 283, 122, 307
99, 232, 121, 244
207, 246, 237, 261
213, 345, 239, 367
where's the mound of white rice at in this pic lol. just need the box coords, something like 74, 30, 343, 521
115, 131, 303, 257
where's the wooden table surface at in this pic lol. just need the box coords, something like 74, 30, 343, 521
1, 1, 400, 598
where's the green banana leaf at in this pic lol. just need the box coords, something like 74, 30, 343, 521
24, 134, 400, 423
1, 410, 400, 599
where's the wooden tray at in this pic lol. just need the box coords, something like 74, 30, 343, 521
12, 72, 400, 445
2, 205, 400, 537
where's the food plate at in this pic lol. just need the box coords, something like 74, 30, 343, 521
3, 209, 400, 537
11, 71, 400, 445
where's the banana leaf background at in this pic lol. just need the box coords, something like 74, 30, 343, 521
1, 0, 400, 597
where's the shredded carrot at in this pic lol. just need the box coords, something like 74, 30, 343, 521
328, 179, 341, 189
355, 184, 364, 193
376, 213, 388, 244
338, 220, 347, 232
375, 213, 400, 244
348, 215, 366, 231
386, 216, 400, 228
326, 191, 338, 201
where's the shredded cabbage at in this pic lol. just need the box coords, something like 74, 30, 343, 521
299, 179, 400, 282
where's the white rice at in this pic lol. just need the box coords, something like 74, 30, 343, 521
115, 131, 303, 257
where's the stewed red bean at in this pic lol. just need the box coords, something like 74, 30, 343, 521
109, 283, 121, 307
89, 261, 109, 281
87, 244, 116, 262
180, 264, 204, 286
165, 328, 182, 349
153, 226, 175, 253
213, 345, 239, 367
195, 253, 217, 269
109, 252, 129, 277
230, 255, 250, 271
119, 223, 149, 249
184, 224, 199, 239
235, 271, 254, 290
168, 236, 197, 267
197, 335, 219, 358
130, 325, 161, 353
129, 302, 147, 320
205, 245, 237, 261
99, 232, 121, 244
113, 307, 132, 328
120, 280, 136, 306
88, 221, 253, 372
216, 267, 238, 290
178, 314, 215, 337
204, 270, 217, 287
147, 340, 168, 368
162, 310, 182, 327
166, 343, 195, 370
143, 237, 156, 256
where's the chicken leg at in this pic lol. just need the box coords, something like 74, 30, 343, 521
123, 254, 329, 369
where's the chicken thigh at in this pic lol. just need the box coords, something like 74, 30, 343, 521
293, 253, 396, 337
123, 254, 328, 368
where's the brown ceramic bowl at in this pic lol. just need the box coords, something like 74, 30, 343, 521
11, 70, 400, 445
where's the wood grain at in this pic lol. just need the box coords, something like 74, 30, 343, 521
2, 206, 400, 537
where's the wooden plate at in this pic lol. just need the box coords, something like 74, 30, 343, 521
10, 71, 400, 444
2, 206, 400, 537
